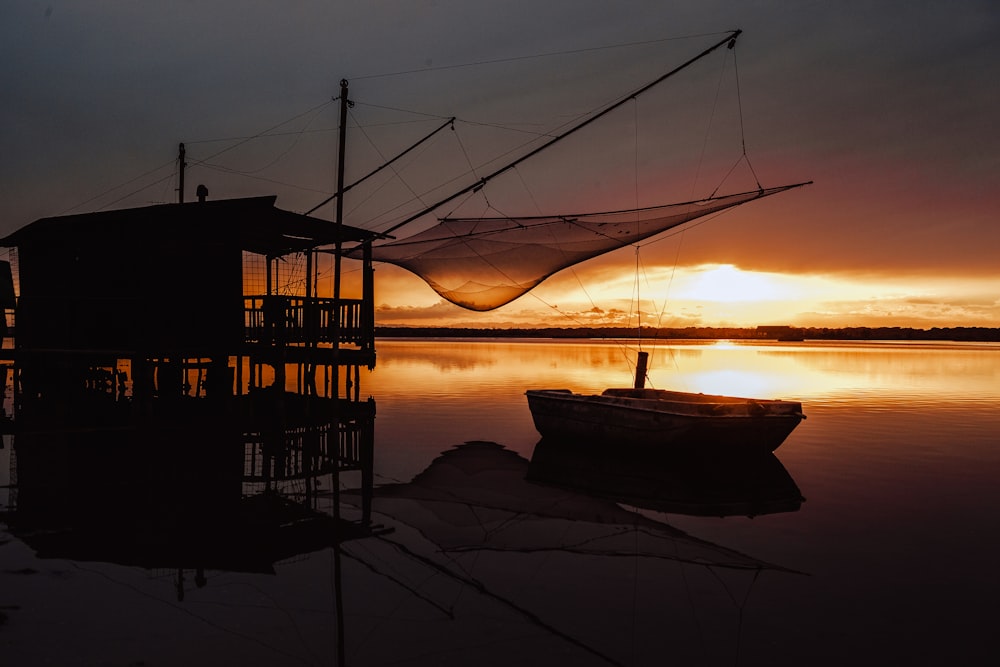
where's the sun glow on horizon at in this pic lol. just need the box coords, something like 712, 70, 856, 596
669, 264, 800, 303
371, 260, 1000, 329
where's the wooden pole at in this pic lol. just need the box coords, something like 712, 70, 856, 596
177, 143, 186, 203
332, 79, 348, 397
333, 80, 349, 667
634, 351, 648, 389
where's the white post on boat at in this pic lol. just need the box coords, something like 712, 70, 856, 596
634, 351, 648, 389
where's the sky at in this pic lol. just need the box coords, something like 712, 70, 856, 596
2, 0, 998, 330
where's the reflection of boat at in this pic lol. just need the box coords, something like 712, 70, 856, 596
525, 387, 806, 452
347, 441, 799, 569
527, 437, 804, 517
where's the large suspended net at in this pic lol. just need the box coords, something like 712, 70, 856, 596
335, 31, 811, 311
357, 183, 808, 311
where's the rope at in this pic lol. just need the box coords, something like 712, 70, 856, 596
61, 159, 174, 214
694, 45, 729, 199
305, 114, 455, 216
732, 42, 763, 190
632, 247, 642, 350
500, 165, 617, 329
347, 119, 503, 234
380, 30, 742, 236
58, 100, 335, 215
197, 163, 331, 195
453, 120, 480, 183
348, 32, 734, 80
632, 97, 643, 355
187, 99, 335, 169
348, 106, 429, 212
95, 173, 177, 211
198, 104, 328, 176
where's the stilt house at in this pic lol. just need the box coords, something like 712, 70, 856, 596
0, 194, 379, 529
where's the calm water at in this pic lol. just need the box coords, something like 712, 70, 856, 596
2, 338, 999, 666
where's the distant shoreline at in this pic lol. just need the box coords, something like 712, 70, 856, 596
376, 326, 1000, 342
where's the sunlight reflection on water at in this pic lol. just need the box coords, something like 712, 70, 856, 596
357, 338, 1000, 486
368, 338, 1000, 405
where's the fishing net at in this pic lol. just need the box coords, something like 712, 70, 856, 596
359, 183, 806, 311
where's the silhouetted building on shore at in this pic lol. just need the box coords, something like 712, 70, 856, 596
0, 195, 382, 582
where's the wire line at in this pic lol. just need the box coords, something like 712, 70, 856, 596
349, 32, 734, 80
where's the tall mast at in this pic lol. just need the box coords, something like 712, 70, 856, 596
334, 79, 349, 311
177, 143, 186, 203
382, 29, 741, 235
331, 78, 350, 667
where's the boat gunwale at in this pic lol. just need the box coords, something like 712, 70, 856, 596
525, 388, 805, 420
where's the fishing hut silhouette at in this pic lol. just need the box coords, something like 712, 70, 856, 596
0, 193, 381, 581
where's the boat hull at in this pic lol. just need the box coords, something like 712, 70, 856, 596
525, 388, 805, 452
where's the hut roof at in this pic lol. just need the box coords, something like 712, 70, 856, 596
0, 196, 380, 256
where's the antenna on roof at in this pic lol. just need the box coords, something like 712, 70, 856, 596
177, 143, 186, 203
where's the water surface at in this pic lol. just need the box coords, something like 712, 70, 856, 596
2, 339, 998, 665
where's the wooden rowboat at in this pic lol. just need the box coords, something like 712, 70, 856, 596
525, 387, 805, 452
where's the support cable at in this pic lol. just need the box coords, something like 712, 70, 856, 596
305, 115, 455, 215
349, 32, 734, 81
191, 99, 335, 168
380, 30, 743, 236
732, 41, 763, 191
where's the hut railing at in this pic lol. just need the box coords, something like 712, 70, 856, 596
244, 295, 372, 348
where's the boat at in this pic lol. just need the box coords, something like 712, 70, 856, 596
525, 385, 805, 452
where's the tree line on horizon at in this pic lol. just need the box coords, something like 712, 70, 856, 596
375, 325, 1000, 342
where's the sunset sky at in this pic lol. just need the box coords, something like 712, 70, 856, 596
2, 1, 997, 330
